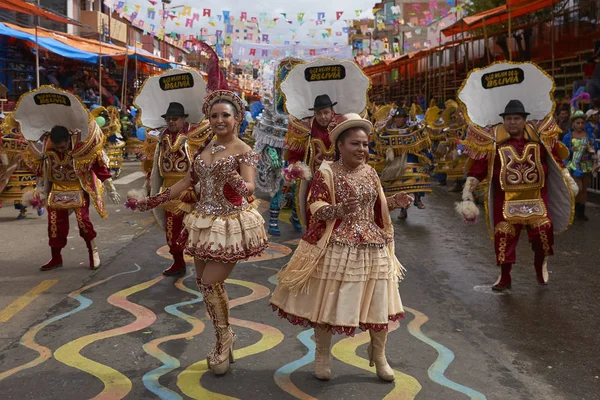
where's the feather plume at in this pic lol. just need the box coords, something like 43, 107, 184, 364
198, 41, 228, 92
22, 189, 45, 210
455, 200, 480, 224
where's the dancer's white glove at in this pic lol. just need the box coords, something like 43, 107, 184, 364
105, 179, 121, 204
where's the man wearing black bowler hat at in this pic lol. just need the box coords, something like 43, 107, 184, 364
459, 99, 576, 292
284, 94, 345, 228
146, 101, 212, 276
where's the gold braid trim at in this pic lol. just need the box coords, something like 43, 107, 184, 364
22, 142, 43, 174
462, 124, 495, 158
284, 117, 311, 151
494, 221, 516, 236
72, 121, 106, 172
187, 120, 214, 154
530, 217, 552, 230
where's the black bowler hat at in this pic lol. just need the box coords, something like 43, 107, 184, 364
499, 99, 530, 117
161, 102, 189, 118
309, 94, 338, 111
394, 108, 408, 118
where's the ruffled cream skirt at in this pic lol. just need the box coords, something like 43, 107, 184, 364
182, 207, 268, 263
270, 243, 404, 336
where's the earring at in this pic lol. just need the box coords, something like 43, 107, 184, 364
338, 155, 344, 165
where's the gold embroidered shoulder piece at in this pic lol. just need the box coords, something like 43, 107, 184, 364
72, 121, 106, 172
532, 115, 562, 148
462, 124, 495, 159
284, 116, 311, 151
22, 142, 43, 175
187, 120, 213, 155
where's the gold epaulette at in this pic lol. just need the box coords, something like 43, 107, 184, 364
462, 124, 495, 159
284, 117, 310, 151
22, 142, 43, 174
72, 121, 106, 172
140, 136, 158, 161
533, 115, 561, 148
187, 120, 213, 154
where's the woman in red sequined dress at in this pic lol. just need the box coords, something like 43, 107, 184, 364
270, 113, 413, 382
127, 90, 268, 376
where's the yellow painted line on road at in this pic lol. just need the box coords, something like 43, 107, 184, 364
0, 280, 59, 323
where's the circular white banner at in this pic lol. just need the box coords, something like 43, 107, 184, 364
280, 57, 371, 119
458, 62, 554, 127
135, 68, 207, 129
13, 87, 90, 142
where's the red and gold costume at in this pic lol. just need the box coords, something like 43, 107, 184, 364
462, 117, 573, 287
23, 121, 115, 270
144, 121, 212, 273
284, 113, 346, 226
0, 114, 40, 218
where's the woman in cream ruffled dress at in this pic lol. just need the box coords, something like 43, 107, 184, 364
270, 113, 413, 382
126, 90, 268, 376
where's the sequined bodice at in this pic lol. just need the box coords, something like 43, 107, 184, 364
46, 151, 77, 183
191, 151, 260, 216
330, 164, 392, 247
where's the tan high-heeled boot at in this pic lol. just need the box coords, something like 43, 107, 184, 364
367, 329, 395, 382
314, 327, 332, 380
197, 279, 236, 376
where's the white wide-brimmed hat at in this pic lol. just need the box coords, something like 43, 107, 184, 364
328, 113, 373, 143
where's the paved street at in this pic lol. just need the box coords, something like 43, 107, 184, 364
0, 161, 599, 400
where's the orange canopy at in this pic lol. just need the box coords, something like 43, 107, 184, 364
442, 0, 559, 37
0, 0, 78, 26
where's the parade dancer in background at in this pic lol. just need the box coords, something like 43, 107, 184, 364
284, 94, 344, 229
14, 88, 120, 271
134, 67, 213, 276
562, 110, 599, 221
252, 95, 288, 235
375, 107, 433, 220
0, 113, 44, 219
456, 63, 576, 292
127, 89, 268, 377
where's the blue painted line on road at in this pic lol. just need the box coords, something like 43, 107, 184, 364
405, 307, 487, 400
142, 275, 204, 400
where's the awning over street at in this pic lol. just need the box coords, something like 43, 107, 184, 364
441, 0, 559, 37
0, 22, 173, 69
0, 0, 80, 26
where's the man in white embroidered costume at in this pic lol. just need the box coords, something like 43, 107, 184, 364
15, 87, 121, 271
456, 63, 576, 292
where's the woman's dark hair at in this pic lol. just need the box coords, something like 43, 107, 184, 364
49, 125, 70, 144
334, 127, 369, 161
210, 99, 238, 118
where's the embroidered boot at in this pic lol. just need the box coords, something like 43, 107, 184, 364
86, 240, 101, 270
40, 247, 63, 271
314, 327, 332, 380
368, 330, 395, 382
534, 253, 549, 285
163, 251, 186, 275
197, 280, 236, 376
268, 207, 281, 236
492, 264, 512, 291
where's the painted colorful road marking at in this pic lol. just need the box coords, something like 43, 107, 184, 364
142, 271, 205, 400
273, 329, 317, 400
53, 273, 164, 400
0, 280, 58, 323
0, 266, 141, 382
331, 321, 422, 399
405, 307, 487, 400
